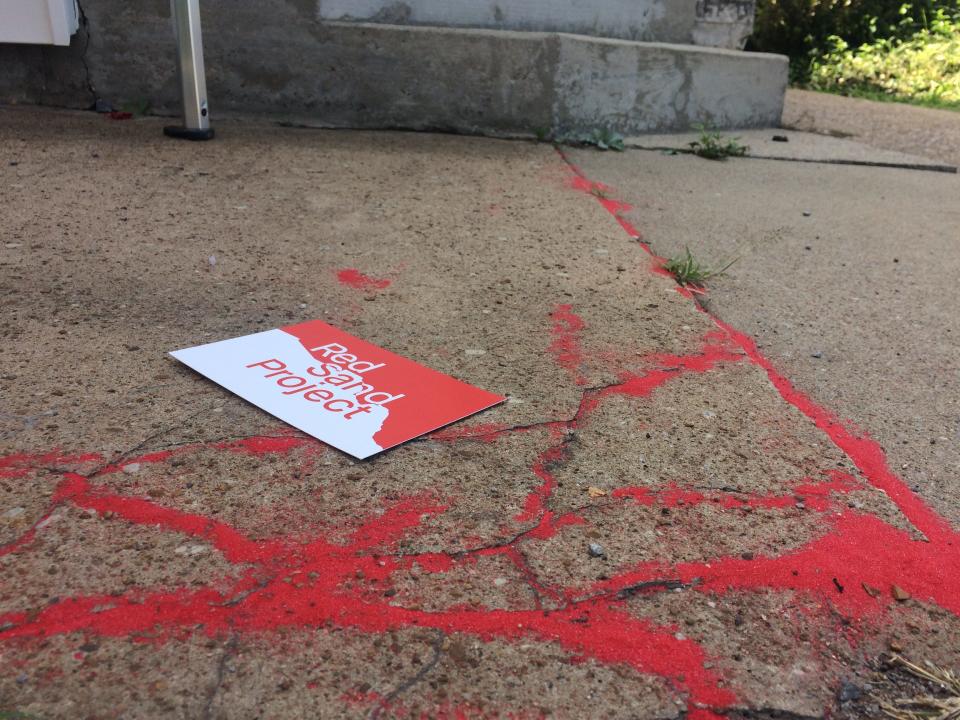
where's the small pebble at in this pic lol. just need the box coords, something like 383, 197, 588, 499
122, 463, 141, 474
802, 211, 812, 217
588, 543, 605, 558
811, 351, 823, 359
838, 681, 862, 703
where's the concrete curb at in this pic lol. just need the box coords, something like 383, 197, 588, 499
305, 23, 789, 135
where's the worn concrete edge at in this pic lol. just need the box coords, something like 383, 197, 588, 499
330, 21, 786, 61
312, 22, 788, 136
624, 144, 958, 173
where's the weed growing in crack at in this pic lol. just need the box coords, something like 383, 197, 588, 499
120, 98, 153, 117
662, 247, 737, 288
688, 124, 748, 160
556, 128, 625, 152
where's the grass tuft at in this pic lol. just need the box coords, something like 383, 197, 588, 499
662, 247, 737, 287
688, 125, 749, 160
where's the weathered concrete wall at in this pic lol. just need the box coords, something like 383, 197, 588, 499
554, 34, 785, 133
319, 0, 694, 46
0, 0, 786, 133
317, 0, 755, 50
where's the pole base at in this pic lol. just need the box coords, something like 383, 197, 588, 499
163, 125, 215, 141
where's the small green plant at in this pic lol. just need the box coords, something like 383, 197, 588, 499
688, 125, 748, 160
120, 98, 153, 117
533, 126, 551, 142
556, 128, 625, 151
662, 247, 737, 287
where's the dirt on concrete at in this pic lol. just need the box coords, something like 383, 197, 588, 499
2, 106, 960, 720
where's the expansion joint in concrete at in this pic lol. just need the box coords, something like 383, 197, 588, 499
74, 0, 99, 108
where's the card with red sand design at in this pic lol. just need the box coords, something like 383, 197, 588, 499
170, 320, 505, 459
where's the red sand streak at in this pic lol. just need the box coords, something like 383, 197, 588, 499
55, 472, 280, 564
563, 161, 642, 240
713, 317, 955, 544
337, 268, 392, 291
611, 471, 860, 513
0, 450, 101, 479
547, 304, 587, 385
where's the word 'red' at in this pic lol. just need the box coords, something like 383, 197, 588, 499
246, 342, 405, 420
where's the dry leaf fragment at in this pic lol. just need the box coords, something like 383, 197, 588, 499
587, 486, 607, 498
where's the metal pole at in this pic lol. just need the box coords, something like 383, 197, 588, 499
164, 0, 214, 140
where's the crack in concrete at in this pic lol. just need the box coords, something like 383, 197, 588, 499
624, 144, 958, 174
83, 402, 222, 479
369, 630, 445, 720
203, 634, 239, 720
74, 0, 99, 108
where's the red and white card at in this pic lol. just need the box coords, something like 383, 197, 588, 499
170, 320, 505, 459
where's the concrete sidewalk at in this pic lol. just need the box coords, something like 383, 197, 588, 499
2, 107, 959, 720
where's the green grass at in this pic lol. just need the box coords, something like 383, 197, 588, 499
662, 247, 737, 287
809, 10, 960, 110
688, 125, 749, 160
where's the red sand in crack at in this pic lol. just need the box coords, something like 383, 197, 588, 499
2, 154, 959, 719
336, 268, 392, 291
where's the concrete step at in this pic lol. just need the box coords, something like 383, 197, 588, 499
318, 0, 757, 50
287, 22, 788, 135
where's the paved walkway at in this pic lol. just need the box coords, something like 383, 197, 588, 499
784, 88, 960, 166
1, 106, 959, 720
